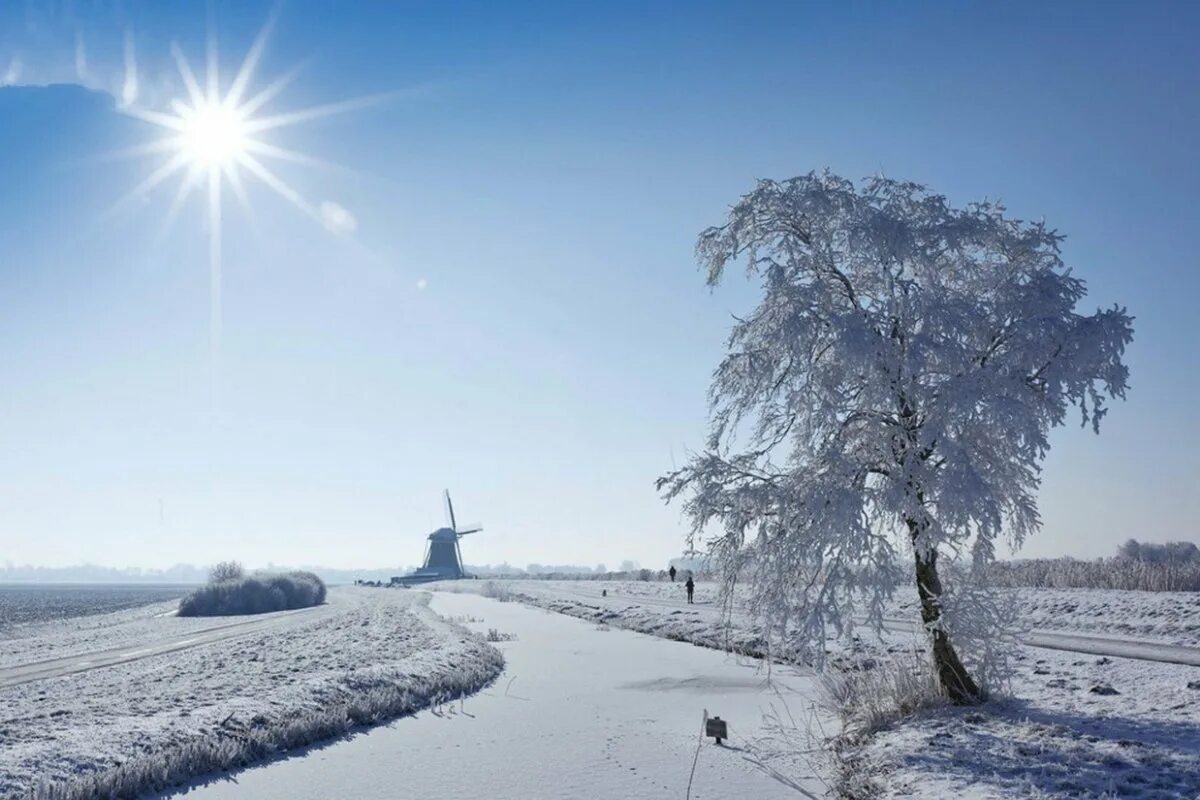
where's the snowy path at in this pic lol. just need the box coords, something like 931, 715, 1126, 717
1018, 629, 1200, 666
0, 600, 339, 688
528, 582, 1200, 667
164, 591, 833, 799
876, 617, 1200, 667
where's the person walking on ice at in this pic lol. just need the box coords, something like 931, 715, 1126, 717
685, 575, 695, 604
669, 565, 677, 582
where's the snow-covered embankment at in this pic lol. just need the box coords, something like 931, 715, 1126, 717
1, 587, 503, 800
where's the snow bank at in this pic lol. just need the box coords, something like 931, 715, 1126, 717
1, 588, 503, 800
843, 648, 1200, 799
437, 580, 781, 660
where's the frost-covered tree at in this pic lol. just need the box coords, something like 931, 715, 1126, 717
659, 171, 1133, 703
1116, 538, 1143, 561
1117, 539, 1200, 564
208, 560, 245, 583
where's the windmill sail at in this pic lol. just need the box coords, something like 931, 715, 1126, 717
444, 490, 457, 531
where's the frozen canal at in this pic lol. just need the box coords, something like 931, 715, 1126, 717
167, 591, 831, 799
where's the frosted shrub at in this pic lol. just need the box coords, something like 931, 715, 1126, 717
178, 571, 326, 616
479, 580, 516, 602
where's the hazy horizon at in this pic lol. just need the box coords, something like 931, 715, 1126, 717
1, 1, 1196, 571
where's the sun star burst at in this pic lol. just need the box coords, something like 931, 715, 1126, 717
113, 12, 381, 356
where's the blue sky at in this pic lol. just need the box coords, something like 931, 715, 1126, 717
0, 1, 1196, 570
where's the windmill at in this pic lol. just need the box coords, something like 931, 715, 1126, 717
393, 490, 483, 585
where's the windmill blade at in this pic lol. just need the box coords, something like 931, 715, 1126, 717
456, 524, 483, 535
444, 489, 457, 531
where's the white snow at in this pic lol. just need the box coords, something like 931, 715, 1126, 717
850, 647, 1200, 798
0, 587, 502, 799
441, 579, 1200, 799
162, 590, 836, 799
479, 579, 1200, 652
0, 598, 237, 669
7, 578, 1198, 799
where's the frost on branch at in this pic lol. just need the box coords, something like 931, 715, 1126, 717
660, 170, 1132, 702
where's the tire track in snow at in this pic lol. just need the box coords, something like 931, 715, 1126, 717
0, 601, 344, 688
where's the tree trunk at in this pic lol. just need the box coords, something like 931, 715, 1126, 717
908, 521, 982, 704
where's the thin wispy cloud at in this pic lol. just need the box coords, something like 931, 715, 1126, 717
120, 29, 138, 108
320, 200, 357, 235
1, 56, 21, 85
73, 30, 88, 81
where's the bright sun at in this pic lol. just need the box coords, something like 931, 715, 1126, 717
179, 102, 248, 168
116, 11, 394, 357
117, 17, 344, 225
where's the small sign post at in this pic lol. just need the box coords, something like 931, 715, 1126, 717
705, 715, 727, 745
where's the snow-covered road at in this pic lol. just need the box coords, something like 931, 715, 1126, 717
164, 591, 833, 799
0, 599, 337, 688
525, 582, 1200, 667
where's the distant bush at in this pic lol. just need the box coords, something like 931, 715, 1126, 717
179, 571, 327, 616
479, 581, 516, 603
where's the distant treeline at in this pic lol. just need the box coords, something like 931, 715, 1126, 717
464, 558, 711, 579
1115, 539, 1200, 564
0, 562, 631, 584
0, 563, 414, 585
989, 540, 1200, 592
0, 563, 211, 584
467, 563, 604, 576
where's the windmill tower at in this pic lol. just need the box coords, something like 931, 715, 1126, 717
413, 490, 483, 580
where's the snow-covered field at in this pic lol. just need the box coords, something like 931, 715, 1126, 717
0, 596, 308, 670
0, 587, 503, 799
0, 585, 189, 630
440, 579, 1200, 799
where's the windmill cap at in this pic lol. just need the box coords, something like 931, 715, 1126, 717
429, 528, 459, 541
